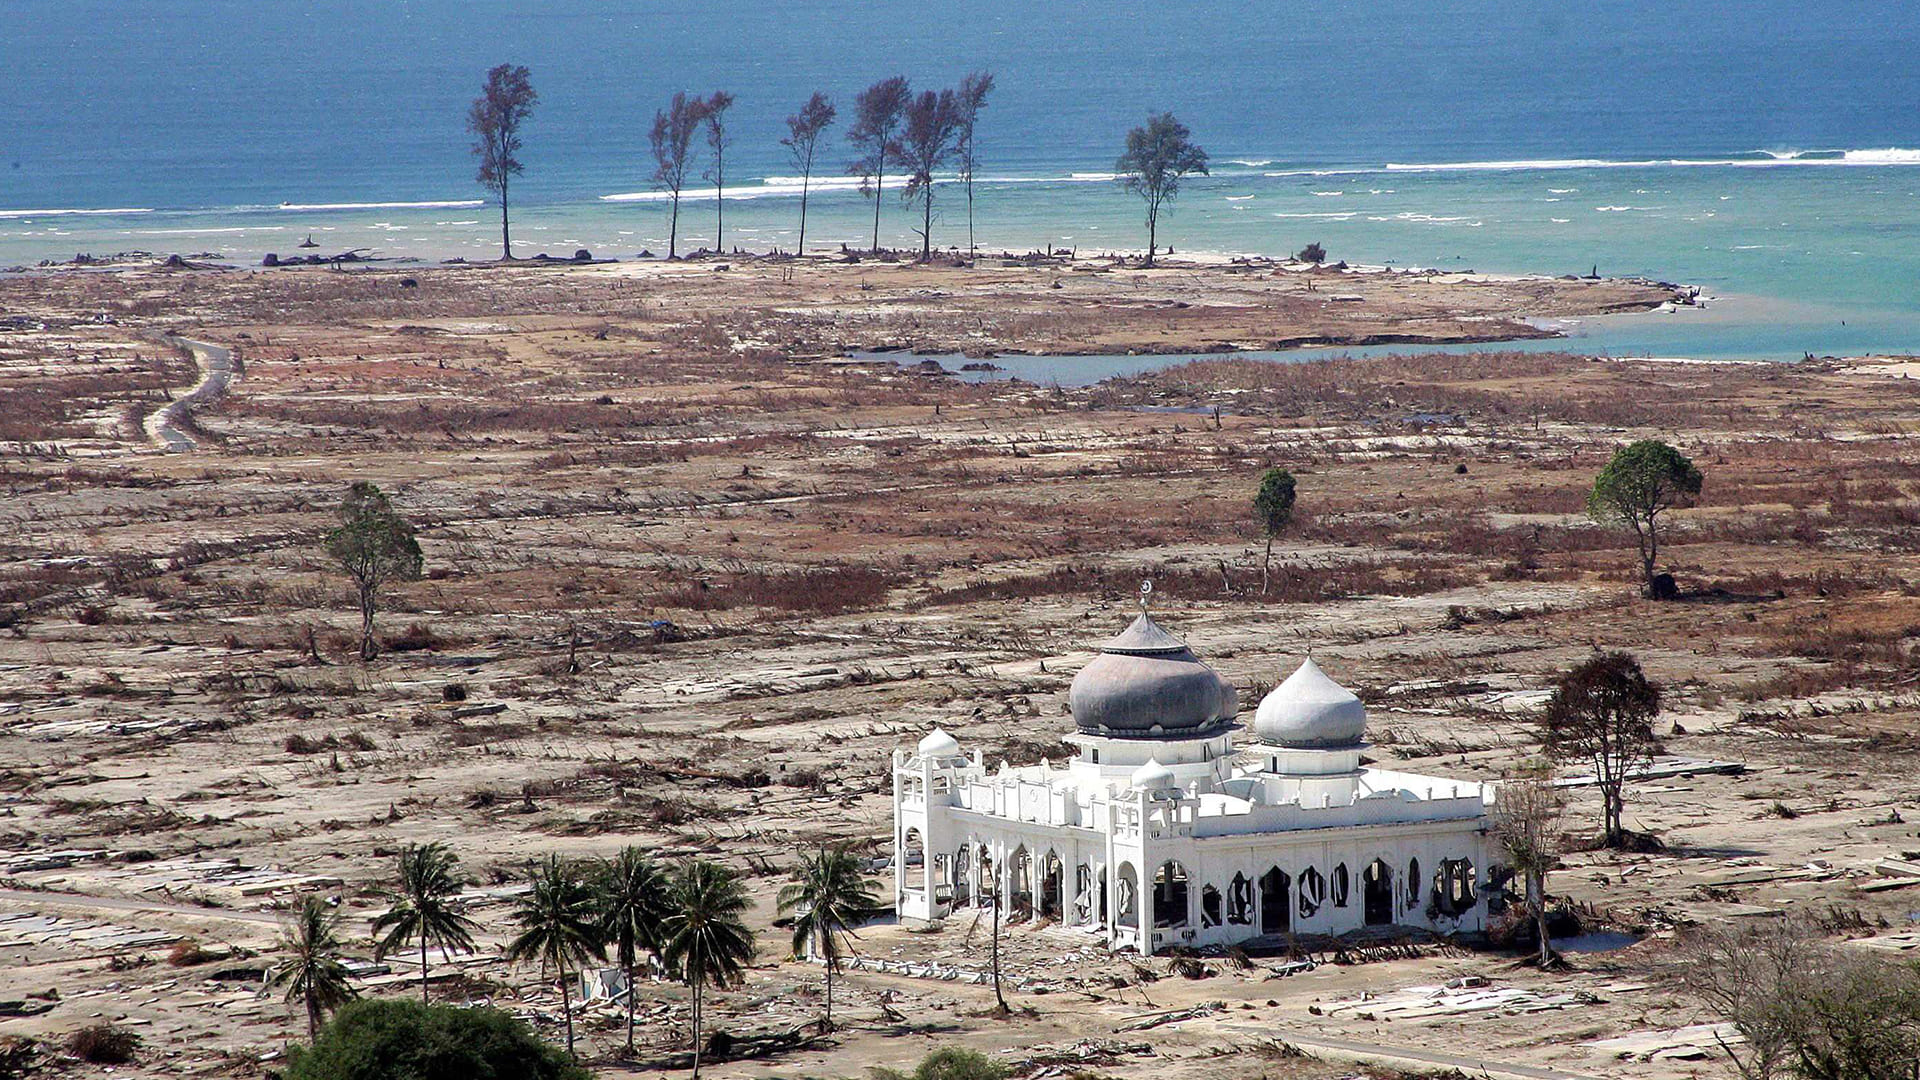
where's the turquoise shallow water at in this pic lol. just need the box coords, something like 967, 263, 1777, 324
3, 1, 1917, 359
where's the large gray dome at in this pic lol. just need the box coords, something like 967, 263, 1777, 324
1068, 615, 1238, 738
1253, 658, 1367, 748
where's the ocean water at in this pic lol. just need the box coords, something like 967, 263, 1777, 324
4, 0, 1918, 360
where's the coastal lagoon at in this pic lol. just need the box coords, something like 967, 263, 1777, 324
5, 0, 1917, 358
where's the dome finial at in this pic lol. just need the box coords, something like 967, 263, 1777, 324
1138, 578, 1154, 617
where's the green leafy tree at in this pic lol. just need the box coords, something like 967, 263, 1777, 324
467, 64, 536, 261
371, 842, 479, 1004
269, 894, 358, 1042
1253, 467, 1297, 594
702, 91, 735, 252
651, 92, 708, 259
776, 845, 883, 1029
506, 857, 606, 1060
1587, 439, 1703, 597
848, 76, 912, 254
891, 88, 962, 262
780, 93, 837, 256
598, 847, 676, 1053
324, 482, 423, 661
1491, 763, 1567, 966
662, 859, 756, 1079
285, 999, 587, 1080
1541, 652, 1662, 849
1115, 112, 1208, 267
953, 72, 995, 259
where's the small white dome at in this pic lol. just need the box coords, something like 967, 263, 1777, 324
916, 728, 961, 758
1254, 658, 1368, 748
1130, 758, 1176, 791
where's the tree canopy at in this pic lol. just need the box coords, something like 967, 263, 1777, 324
1115, 113, 1208, 266
284, 999, 587, 1080
1588, 439, 1702, 597
848, 76, 912, 253
1541, 652, 1661, 848
323, 482, 423, 660
467, 64, 536, 260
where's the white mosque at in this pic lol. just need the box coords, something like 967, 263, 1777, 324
891, 605, 1495, 955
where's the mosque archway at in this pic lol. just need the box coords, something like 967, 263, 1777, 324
1074, 864, 1095, 924
953, 846, 972, 906
1115, 863, 1139, 929
1259, 868, 1291, 935
1363, 859, 1393, 926
1153, 861, 1191, 929
1010, 846, 1034, 919
1406, 857, 1422, 913
1201, 884, 1222, 928
1437, 858, 1476, 917
1331, 863, 1351, 908
1040, 851, 1065, 921
902, 828, 925, 869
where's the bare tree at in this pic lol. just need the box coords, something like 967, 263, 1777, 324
847, 76, 911, 255
1677, 919, 1920, 1080
1540, 651, 1662, 848
702, 91, 735, 253
1492, 763, 1566, 966
467, 64, 537, 261
650, 92, 707, 258
1115, 112, 1209, 267
781, 93, 837, 256
891, 89, 961, 262
954, 72, 995, 259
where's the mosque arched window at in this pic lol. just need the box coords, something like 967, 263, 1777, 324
1406, 857, 1422, 910
1201, 884, 1222, 927
1227, 873, 1254, 925
1436, 858, 1477, 917
1331, 864, 1351, 908
1298, 866, 1326, 918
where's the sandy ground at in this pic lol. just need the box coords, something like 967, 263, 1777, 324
1, 256, 1917, 1079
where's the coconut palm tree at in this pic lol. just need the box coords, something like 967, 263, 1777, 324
662, 859, 755, 1079
776, 845, 882, 1030
597, 847, 676, 1053
268, 893, 357, 1042
371, 842, 479, 1004
506, 856, 606, 1060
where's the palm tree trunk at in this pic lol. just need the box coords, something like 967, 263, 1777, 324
690, 977, 703, 1079
1263, 534, 1274, 594
991, 889, 1007, 1013
669, 193, 681, 259
420, 936, 431, 1004
715, 162, 724, 253
560, 969, 575, 1059
308, 993, 321, 1043
871, 166, 884, 254
822, 927, 834, 1030
625, 962, 637, 1051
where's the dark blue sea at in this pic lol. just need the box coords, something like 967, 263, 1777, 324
4, 0, 1918, 359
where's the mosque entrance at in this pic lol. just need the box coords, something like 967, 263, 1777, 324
1363, 859, 1394, 926
1040, 851, 1064, 921
1259, 868, 1291, 935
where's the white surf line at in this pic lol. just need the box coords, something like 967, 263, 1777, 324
144, 337, 235, 452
